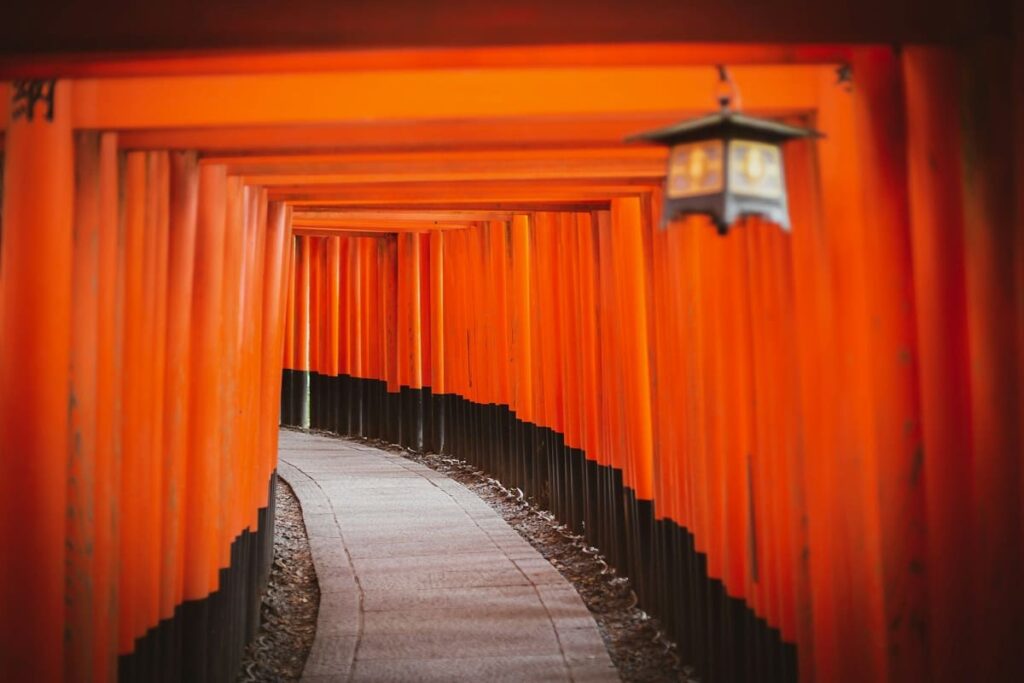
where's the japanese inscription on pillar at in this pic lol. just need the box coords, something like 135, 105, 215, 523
11, 79, 57, 122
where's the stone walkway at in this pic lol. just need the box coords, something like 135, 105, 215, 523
277, 429, 619, 682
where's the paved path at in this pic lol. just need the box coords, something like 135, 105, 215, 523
277, 429, 619, 682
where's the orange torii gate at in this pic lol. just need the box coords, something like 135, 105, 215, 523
0, 39, 1022, 683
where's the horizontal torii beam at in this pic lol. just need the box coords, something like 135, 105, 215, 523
209, 146, 666, 171
226, 147, 666, 186
115, 112, 811, 152
290, 217, 474, 232
0, 64, 827, 131
292, 209, 516, 222
271, 179, 658, 204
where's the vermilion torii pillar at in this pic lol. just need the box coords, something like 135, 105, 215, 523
0, 79, 73, 681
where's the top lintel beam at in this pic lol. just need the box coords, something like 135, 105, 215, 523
12, 64, 825, 131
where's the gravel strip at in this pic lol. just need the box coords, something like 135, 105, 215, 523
237, 476, 320, 682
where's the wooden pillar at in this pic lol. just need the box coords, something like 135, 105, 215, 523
218, 175, 244, 565
162, 151, 199, 620
903, 47, 974, 683
382, 236, 399, 394
0, 79, 74, 682
185, 163, 227, 604
64, 131, 124, 681
66, 131, 101, 682
327, 236, 341, 381
849, 46, 928, 683
400, 232, 423, 390
902, 42, 1023, 683
296, 235, 311, 427
143, 150, 170, 641
574, 212, 600, 462
956, 40, 1023, 683
608, 197, 655, 503
418, 233, 432, 392
429, 231, 446, 396
509, 216, 531, 423
260, 202, 290, 496
118, 151, 146, 652
92, 131, 120, 683
281, 234, 296, 424
1014, 0, 1024, 607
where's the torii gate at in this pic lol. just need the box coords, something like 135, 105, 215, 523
1, 9, 1022, 683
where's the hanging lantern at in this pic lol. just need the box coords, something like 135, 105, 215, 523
628, 67, 821, 234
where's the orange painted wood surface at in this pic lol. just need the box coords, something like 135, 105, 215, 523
0, 82, 74, 681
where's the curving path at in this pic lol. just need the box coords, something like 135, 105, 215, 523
277, 429, 619, 683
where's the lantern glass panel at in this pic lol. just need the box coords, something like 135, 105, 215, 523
727, 139, 785, 200
667, 139, 724, 198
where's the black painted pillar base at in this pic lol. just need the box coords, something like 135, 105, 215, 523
118, 474, 276, 683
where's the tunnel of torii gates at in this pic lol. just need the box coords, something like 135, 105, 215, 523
0, 33, 1023, 683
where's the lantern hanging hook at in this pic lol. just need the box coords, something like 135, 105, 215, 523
714, 64, 742, 113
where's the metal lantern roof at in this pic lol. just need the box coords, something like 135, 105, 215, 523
627, 111, 822, 146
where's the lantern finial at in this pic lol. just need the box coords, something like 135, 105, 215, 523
714, 64, 740, 113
